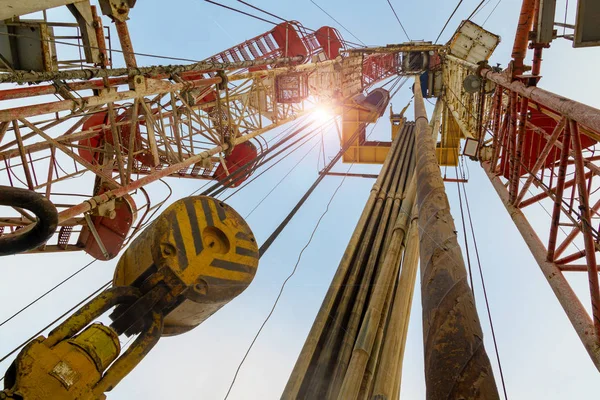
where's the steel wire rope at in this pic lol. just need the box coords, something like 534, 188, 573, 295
563, 0, 569, 36
235, 0, 365, 49
309, 0, 367, 46
203, 0, 365, 49
435, 0, 464, 44
200, 120, 320, 198
483, 0, 503, 26
458, 159, 509, 400
187, 117, 309, 197
204, 119, 328, 203
454, 165, 476, 295
472, 0, 493, 19
466, 0, 488, 21
0, 281, 111, 371
0, 259, 97, 329
241, 128, 327, 219
222, 152, 352, 400
385, 0, 411, 41
223, 78, 406, 398
218, 120, 336, 201
0, 31, 202, 64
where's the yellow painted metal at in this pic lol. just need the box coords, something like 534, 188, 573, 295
3, 323, 119, 400
113, 195, 259, 336
341, 91, 405, 165
69, 324, 120, 372
342, 102, 390, 164
436, 104, 462, 166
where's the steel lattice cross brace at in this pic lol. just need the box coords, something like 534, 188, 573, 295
0, 2, 432, 260
442, 52, 600, 372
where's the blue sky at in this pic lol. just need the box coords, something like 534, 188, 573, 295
1, 0, 600, 399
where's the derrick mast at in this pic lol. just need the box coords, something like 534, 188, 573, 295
0, 1, 347, 259
1, 1, 600, 399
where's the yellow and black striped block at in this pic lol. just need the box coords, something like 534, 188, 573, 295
113, 196, 259, 336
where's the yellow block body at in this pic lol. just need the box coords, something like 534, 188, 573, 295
341, 89, 393, 165
113, 196, 259, 336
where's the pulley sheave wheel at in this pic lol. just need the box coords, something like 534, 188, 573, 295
0, 186, 58, 256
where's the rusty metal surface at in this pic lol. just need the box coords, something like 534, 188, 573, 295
0, 55, 305, 84
413, 78, 499, 400
283, 120, 416, 400
113, 195, 259, 336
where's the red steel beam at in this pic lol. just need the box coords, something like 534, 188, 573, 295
570, 120, 600, 336
555, 198, 600, 259
519, 170, 593, 208
547, 123, 572, 261
509, 96, 529, 203
559, 265, 598, 272
483, 160, 600, 370
481, 68, 600, 135
515, 117, 566, 206
511, 0, 537, 77
555, 250, 586, 265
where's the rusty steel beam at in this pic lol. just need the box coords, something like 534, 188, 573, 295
547, 124, 572, 261
413, 78, 499, 399
56, 113, 303, 222
515, 117, 566, 206
509, 97, 529, 203
114, 20, 137, 68
0, 56, 304, 84
570, 120, 600, 336
483, 160, 600, 370
511, 0, 537, 76
346, 44, 442, 53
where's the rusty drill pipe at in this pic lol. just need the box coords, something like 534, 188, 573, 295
304, 130, 409, 399
359, 132, 416, 398
282, 118, 405, 398
413, 77, 499, 400
366, 104, 443, 399
337, 176, 417, 400
372, 202, 419, 399
324, 130, 414, 399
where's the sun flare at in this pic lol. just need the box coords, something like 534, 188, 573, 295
311, 106, 334, 124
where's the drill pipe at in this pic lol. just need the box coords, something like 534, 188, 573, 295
362, 102, 442, 399
323, 127, 415, 400
283, 121, 417, 399
413, 78, 499, 400
368, 101, 442, 399
337, 176, 417, 399
371, 201, 419, 399
282, 120, 406, 399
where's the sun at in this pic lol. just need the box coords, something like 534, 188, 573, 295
311, 105, 334, 124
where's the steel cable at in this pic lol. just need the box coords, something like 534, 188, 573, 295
0, 259, 97, 328
458, 160, 509, 400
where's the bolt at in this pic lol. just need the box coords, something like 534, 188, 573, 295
162, 243, 176, 256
